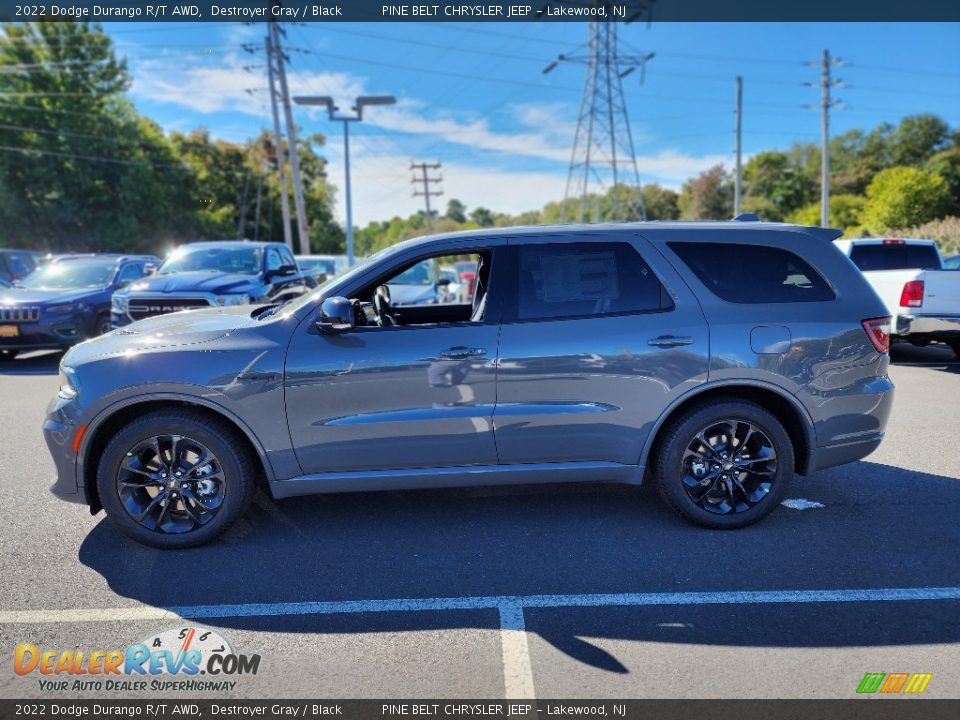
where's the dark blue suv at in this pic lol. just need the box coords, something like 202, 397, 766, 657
0, 254, 157, 360
111, 241, 314, 327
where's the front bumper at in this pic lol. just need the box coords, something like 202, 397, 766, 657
0, 315, 93, 351
42, 394, 88, 507
895, 314, 960, 339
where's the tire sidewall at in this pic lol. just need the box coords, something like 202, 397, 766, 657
97, 413, 251, 549
657, 401, 794, 529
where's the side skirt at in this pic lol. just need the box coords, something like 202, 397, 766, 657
269, 461, 644, 499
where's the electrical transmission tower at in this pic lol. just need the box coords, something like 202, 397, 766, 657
411, 162, 443, 232
543, 20, 654, 223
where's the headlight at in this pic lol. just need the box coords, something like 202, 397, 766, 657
112, 295, 128, 313
215, 294, 250, 307
58, 366, 79, 400
47, 303, 85, 315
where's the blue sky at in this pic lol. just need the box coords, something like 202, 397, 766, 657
105, 21, 960, 225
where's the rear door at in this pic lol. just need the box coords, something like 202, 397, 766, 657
493, 233, 709, 467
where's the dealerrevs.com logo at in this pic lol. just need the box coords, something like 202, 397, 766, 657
14, 626, 261, 693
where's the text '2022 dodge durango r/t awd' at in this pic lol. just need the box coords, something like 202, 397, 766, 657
43, 221, 894, 548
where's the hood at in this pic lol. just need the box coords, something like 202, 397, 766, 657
0, 288, 104, 305
63, 305, 263, 365
121, 272, 260, 296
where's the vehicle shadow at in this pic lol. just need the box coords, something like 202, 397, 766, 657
78, 460, 960, 669
0, 349, 62, 375
890, 342, 959, 373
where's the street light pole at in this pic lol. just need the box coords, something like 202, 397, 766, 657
293, 94, 396, 267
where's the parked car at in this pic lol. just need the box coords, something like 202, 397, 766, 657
385, 258, 447, 306
111, 241, 314, 327
0, 254, 157, 360
0, 249, 41, 285
834, 238, 960, 357
45, 220, 894, 548
438, 267, 464, 303
295, 254, 347, 282
944, 254, 960, 270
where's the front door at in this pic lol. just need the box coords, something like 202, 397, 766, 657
285, 249, 504, 475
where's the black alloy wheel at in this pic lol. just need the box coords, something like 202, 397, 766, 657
116, 435, 226, 534
654, 400, 794, 529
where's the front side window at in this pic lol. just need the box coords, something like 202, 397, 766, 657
265, 249, 282, 271
669, 242, 835, 304
117, 264, 143, 285
515, 242, 668, 321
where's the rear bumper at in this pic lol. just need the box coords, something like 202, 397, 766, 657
809, 432, 885, 473
895, 314, 960, 339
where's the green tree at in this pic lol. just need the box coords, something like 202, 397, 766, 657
786, 194, 865, 232
445, 198, 466, 223
742, 151, 815, 220
678, 165, 734, 220
469, 206, 495, 227
862, 166, 950, 232
925, 147, 960, 216
640, 184, 680, 220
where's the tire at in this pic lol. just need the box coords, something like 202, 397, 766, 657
0, 349, 18, 361
93, 314, 113, 337
654, 400, 794, 529
96, 410, 256, 549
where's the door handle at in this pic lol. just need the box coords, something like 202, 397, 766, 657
440, 346, 486, 360
647, 335, 694, 348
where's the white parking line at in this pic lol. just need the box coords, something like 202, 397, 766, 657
3, 586, 960, 625
498, 603, 535, 699
5, 587, 960, 701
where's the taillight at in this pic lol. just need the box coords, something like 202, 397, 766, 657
899, 280, 924, 308
882, 238, 906, 245
862, 317, 891, 354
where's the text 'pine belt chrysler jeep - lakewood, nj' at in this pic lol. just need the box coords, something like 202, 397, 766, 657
44, 220, 895, 548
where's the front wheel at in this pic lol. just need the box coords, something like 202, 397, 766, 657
93, 314, 113, 337
654, 400, 794, 529
96, 410, 256, 549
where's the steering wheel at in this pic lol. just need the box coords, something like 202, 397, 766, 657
373, 284, 394, 327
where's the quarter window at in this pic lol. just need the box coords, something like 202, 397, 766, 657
668, 242, 835, 304
515, 242, 669, 321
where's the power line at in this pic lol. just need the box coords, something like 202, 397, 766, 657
0, 143, 181, 168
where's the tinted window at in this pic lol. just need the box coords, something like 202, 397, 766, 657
849, 243, 941, 271
669, 242, 835, 304
516, 242, 667, 321
117, 264, 143, 284
279, 247, 296, 267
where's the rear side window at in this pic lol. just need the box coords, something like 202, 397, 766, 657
849, 243, 941, 271
516, 242, 670, 321
669, 242, 835, 304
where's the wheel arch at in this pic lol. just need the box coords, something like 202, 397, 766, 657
80, 395, 275, 514
643, 381, 816, 478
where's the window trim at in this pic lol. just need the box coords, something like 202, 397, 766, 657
499, 241, 675, 325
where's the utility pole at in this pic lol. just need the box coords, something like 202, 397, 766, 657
734, 75, 742, 217
411, 162, 443, 232
270, 21, 311, 255
264, 30, 292, 250
543, 18, 653, 223
806, 49, 844, 228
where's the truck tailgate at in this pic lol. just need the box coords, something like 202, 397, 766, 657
918, 270, 960, 315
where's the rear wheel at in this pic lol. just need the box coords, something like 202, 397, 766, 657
96, 410, 256, 549
654, 400, 793, 529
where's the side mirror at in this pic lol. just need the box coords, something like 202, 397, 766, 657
267, 264, 297, 281
144, 263, 158, 276
436, 277, 451, 287
317, 297, 355, 333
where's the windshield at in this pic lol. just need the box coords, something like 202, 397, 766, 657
18, 261, 114, 290
391, 261, 434, 286
160, 246, 262, 275
299, 258, 337, 275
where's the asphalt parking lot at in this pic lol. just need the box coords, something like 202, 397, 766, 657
1, 344, 959, 700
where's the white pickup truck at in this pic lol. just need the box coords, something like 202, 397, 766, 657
834, 238, 960, 358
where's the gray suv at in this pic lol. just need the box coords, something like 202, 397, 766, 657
44, 221, 894, 548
